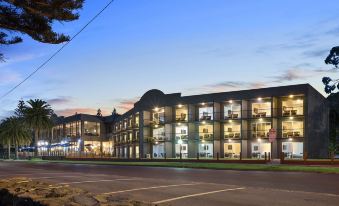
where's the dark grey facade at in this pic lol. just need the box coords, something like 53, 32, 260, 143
50, 84, 330, 159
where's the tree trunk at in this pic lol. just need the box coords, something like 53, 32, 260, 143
7, 140, 11, 159
15, 144, 19, 159
34, 129, 39, 157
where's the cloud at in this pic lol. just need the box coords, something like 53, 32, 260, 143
47, 96, 72, 105
325, 26, 339, 36
116, 97, 140, 111
190, 81, 269, 94
270, 67, 338, 83
55, 107, 110, 117
303, 49, 329, 58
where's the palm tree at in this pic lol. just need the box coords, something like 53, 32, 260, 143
24, 99, 53, 156
0, 117, 31, 159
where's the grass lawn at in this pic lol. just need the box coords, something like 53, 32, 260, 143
26, 159, 339, 174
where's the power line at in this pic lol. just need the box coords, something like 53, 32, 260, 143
0, 0, 115, 101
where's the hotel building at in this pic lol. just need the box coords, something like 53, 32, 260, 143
50, 84, 329, 159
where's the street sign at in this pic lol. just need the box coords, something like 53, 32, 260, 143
268, 128, 276, 143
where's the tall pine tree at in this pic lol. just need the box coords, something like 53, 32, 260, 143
0, 0, 84, 61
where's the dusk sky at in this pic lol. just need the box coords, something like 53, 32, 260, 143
0, 0, 338, 119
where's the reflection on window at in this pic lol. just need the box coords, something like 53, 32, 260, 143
199, 124, 213, 140
282, 121, 303, 137
84, 121, 100, 136
252, 122, 271, 138
153, 127, 165, 141
175, 125, 188, 140
252, 102, 271, 117
152, 108, 165, 124
282, 142, 303, 159
224, 103, 241, 119
175, 106, 188, 122
199, 107, 213, 121
135, 115, 139, 127
224, 123, 241, 139
282, 98, 303, 116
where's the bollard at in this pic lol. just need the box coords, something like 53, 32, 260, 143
240, 152, 242, 161
264, 152, 267, 161
217, 152, 219, 161
268, 152, 271, 161
197, 152, 199, 160
164, 153, 167, 160
180, 152, 182, 160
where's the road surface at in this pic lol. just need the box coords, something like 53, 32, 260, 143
0, 161, 338, 206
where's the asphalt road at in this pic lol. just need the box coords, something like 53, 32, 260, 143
0, 161, 338, 206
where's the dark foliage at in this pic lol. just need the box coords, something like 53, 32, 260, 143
0, 0, 84, 60
323, 47, 339, 93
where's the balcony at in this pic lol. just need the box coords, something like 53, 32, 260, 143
199, 133, 214, 141
224, 132, 241, 139
175, 113, 188, 122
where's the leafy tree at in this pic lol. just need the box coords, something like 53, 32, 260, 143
0, 0, 84, 61
97, 108, 102, 117
323, 46, 339, 94
14, 99, 26, 117
0, 117, 31, 159
23, 99, 53, 156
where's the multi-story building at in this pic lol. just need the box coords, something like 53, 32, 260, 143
48, 84, 329, 159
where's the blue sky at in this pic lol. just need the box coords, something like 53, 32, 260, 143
0, 0, 338, 118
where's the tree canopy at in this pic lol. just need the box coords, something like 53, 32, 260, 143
0, 0, 84, 60
323, 46, 339, 94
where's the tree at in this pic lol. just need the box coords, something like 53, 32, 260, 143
23, 99, 53, 156
97, 109, 102, 117
0, 117, 31, 159
14, 99, 26, 117
0, 0, 84, 61
323, 46, 339, 94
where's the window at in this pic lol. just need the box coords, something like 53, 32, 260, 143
153, 127, 165, 141
224, 143, 241, 158
224, 103, 241, 119
251, 143, 271, 158
282, 142, 303, 159
252, 101, 271, 117
252, 122, 271, 138
199, 106, 213, 120
199, 143, 213, 158
224, 123, 241, 139
84, 121, 100, 136
152, 108, 165, 124
199, 124, 213, 140
175, 125, 188, 140
282, 98, 303, 116
175, 106, 188, 122
282, 121, 303, 137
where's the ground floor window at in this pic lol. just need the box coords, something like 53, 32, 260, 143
175, 143, 188, 158
251, 142, 271, 158
124, 147, 127, 158
153, 143, 165, 158
282, 142, 303, 159
129, 146, 133, 158
199, 143, 213, 158
224, 143, 241, 158
136, 146, 139, 158
84, 141, 101, 154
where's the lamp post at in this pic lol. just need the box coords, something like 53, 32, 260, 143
178, 139, 183, 159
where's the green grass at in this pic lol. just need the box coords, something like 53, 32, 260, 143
25, 159, 339, 174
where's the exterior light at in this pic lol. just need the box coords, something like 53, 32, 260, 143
202, 121, 206, 124
178, 104, 183, 108
229, 100, 233, 104
257, 97, 262, 101
178, 139, 183, 144
289, 117, 294, 120
259, 118, 263, 122
229, 120, 233, 123
258, 138, 262, 142
177, 122, 181, 126
201, 102, 205, 106
228, 139, 232, 142
155, 124, 158, 128
155, 141, 159, 144
201, 139, 206, 143
289, 95, 294, 98
289, 138, 293, 141
297, 99, 301, 103
154, 107, 159, 111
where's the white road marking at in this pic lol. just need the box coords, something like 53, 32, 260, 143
57, 178, 138, 185
102, 183, 201, 195
31, 175, 80, 180
153, 187, 246, 204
